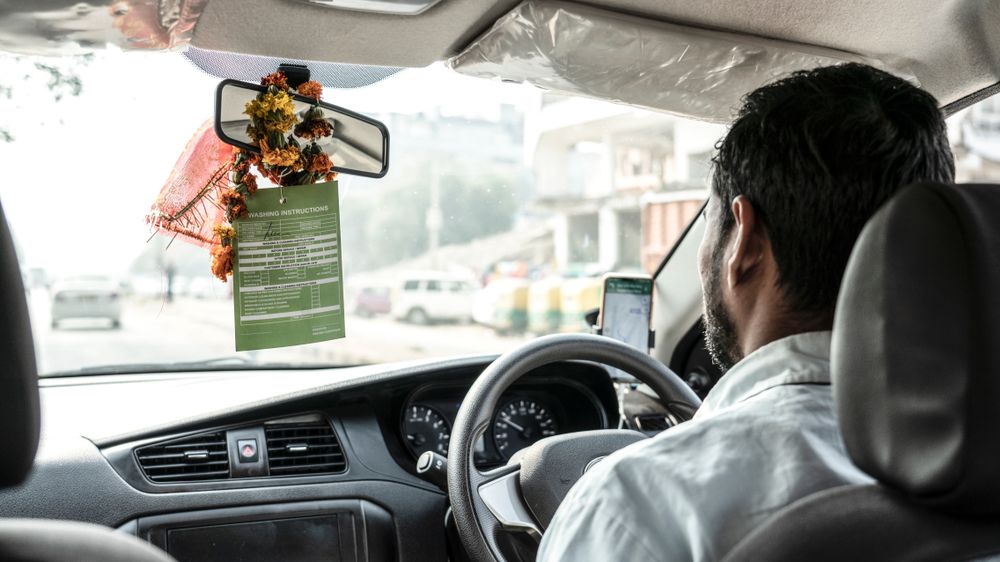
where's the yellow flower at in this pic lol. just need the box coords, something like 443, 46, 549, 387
212, 224, 236, 241
262, 144, 301, 167
244, 91, 292, 117
244, 91, 298, 132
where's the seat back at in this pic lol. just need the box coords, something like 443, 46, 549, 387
0, 201, 39, 487
0, 201, 179, 562
723, 183, 1000, 561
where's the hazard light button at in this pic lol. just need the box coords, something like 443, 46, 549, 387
237, 439, 259, 463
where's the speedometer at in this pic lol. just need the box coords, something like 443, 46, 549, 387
492, 398, 558, 459
402, 405, 451, 457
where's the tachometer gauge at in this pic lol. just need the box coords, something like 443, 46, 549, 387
492, 399, 558, 459
402, 405, 451, 457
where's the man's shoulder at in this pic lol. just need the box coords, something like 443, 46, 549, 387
589, 386, 841, 489
539, 413, 763, 561
539, 385, 858, 562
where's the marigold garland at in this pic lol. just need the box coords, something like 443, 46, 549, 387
210, 71, 338, 281
297, 80, 323, 100
210, 244, 235, 282
307, 151, 333, 175
260, 140, 301, 167
261, 71, 289, 90
294, 118, 333, 140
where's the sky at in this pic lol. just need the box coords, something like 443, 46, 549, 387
0, 49, 543, 278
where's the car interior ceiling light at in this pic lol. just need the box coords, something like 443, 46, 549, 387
290, 0, 444, 16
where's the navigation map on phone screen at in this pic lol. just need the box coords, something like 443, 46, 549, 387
601, 276, 653, 353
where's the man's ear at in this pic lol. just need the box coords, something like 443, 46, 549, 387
726, 195, 767, 289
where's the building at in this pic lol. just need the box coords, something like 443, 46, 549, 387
342, 104, 538, 277
531, 95, 724, 274
954, 98, 1000, 182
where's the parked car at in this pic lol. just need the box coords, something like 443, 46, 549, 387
50, 277, 122, 329
392, 273, 477, 324
353, 286, 391, 317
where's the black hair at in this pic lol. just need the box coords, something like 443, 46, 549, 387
712, 62, 955, 317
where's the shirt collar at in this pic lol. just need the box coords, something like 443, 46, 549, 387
694, 330, 832, 419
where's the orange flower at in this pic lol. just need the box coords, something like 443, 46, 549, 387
294, 118, 333, 140
297, 80, 323, 100
241, 172, 258, 194
307, 151, 333, 174
218, 188, 248, 221
218, 188, 243, 207
210, 245, 234, 282
233, 157, 250, 175
325, 171, 338, 182
230, 201, 248, 219
261, 71, 289, 90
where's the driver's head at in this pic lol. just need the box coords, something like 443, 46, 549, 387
700, 63, 955, 370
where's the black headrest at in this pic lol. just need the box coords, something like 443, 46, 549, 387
0, 201, 40, 486
833, 182, 1000, 514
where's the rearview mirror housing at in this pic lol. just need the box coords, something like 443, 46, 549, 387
214, 79, 390, 178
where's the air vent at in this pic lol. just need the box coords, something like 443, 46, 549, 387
633, 414, 675, 432
136, 432, 230, 482
265, 421, 347, 476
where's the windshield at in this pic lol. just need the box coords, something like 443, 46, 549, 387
25, 49, 975, 376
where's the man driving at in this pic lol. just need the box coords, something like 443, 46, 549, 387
538, 63, 956, 561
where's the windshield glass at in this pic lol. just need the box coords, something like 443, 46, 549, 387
0, 50, 728, 375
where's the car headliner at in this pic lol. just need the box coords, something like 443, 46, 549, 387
189, 0, 1000, 113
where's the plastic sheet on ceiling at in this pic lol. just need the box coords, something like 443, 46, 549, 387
448, 0, 915, 123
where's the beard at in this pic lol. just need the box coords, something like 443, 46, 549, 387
702, 243, 742, 371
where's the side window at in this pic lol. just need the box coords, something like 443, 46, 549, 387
426, 280, 442, 292
403, 280, 419, 291
446, 281, 464, 292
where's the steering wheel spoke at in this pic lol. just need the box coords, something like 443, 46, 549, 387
475, 463, 542, 538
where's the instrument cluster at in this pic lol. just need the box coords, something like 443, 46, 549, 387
399, 380, 607, 468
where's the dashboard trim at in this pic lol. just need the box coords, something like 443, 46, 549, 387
104, 409, 439, 494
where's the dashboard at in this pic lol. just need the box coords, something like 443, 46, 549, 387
0, 356, 625, 562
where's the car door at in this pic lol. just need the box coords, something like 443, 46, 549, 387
446, 281, 475, 321
423, 279, 446, 319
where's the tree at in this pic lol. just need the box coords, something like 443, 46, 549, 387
341, 173, 519, 273
0, 55, 91, 142
439, 175, 518, 245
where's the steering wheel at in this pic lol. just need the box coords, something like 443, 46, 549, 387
447, 333, 702, 561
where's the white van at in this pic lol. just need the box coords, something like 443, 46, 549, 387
392, 272, 478, 324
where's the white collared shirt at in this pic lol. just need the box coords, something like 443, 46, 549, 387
537, 331, 873, 562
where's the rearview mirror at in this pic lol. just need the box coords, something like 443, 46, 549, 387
214, 79, 390, 178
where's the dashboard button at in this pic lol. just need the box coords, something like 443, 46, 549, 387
237, 438, 259, 463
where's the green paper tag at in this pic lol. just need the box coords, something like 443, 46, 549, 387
232, 181, 345, 351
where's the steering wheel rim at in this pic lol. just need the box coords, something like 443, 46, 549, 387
447, 333, 701, 562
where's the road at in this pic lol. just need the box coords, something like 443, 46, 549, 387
28, 290, 531, 375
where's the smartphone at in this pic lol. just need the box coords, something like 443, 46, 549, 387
599, 273, 654, 353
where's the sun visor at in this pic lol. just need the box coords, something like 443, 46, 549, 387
449, 0, 915, 123
0, 0, 208, 55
